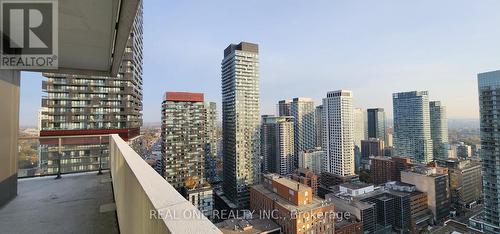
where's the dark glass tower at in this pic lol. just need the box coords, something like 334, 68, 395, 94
367, 108, 386, 143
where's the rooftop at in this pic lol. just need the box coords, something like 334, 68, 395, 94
251, 184, 331, 212
384, 181, 417, 193
327, 90, 352, 97
265, 174, 309, 192
339, 182, 373, 190
292, 97, 314, 102
372, 156, 393, 161
223, 42, 259, 56
294, 168, 317, 177
164, 92, 204, 102
0, 172, 118, 234
405, 165, 448, 177
216, 218, 281, 234
327, 182, 424, 210
325, 194, 374, 210
335, 217, 362, 229
302, 147, 324, 153
432, 220, 483, 234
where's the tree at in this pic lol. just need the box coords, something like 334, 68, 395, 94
359, 169, 372, 183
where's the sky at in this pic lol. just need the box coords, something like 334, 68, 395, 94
19, 0, 500, 126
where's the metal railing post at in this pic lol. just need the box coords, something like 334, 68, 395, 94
98, 136, 103, 175
55, 137, 62, 179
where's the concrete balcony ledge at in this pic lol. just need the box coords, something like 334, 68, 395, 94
109, 134, 221, 234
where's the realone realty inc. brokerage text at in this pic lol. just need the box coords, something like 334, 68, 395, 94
150, 208, 352, 221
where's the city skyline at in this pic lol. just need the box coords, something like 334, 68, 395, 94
2, 1, 497, 232
19, 1, 500, 126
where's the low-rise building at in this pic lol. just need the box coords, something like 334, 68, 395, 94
326, 181, 432, 233
371, 156, 412, 185
325, 191, 377, 233
213, 189, 238, 223
338, 183, 375, 197
319, 172, 359, 188
385, 181, 433, 233
440, 159, 482, 210
318, 172, 359, 198
290, 168, 318, 196
216, 218, 281, 234
371, 156, 396, 185
335, 218, 363, 234
250, 174, 335, 234
183, 178, 214, 221
401, 165, 451, 224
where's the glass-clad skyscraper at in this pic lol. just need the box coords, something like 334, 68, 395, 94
367, 108, 386, 143
290, 97, 316, 168
392, 91, 433, 164
429, 101, 449, 160
221, 42, 260, 208
353, 108, 367, 148
260, 115, 294, 175
474, 71, 500, 233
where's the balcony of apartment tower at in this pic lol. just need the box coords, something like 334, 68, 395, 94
0, 1, 220, 233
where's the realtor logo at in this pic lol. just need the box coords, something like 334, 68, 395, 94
0, 0, 58, 69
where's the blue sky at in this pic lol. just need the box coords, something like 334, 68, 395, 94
20, 0, 500, 126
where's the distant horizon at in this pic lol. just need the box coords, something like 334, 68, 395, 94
19, 1, 500, 126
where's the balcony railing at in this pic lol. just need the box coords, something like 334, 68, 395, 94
109, 134, 221, 233
18, 135, 109, 178
16, 134, 221, 233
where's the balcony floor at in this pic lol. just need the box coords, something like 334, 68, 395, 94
0, 171, 118, 234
